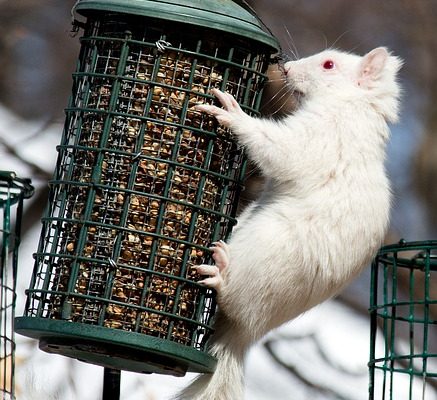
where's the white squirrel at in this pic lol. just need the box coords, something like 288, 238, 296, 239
176, 47, 402, 400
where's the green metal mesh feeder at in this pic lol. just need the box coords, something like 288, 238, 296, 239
369, 240, 437, 399
15, 0, 279, 378
1, 172, 34, 400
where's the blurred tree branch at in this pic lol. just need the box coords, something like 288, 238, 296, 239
400, 1, 437, 235
264, 337, 351, 400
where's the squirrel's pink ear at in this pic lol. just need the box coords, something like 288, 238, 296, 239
358, 47, 388, 88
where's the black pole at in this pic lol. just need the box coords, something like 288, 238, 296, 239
102, 368, 121, 400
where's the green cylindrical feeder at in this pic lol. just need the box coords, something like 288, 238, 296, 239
369, 240, 437, 399
15, 0, 279, 377
1, 172, 34, 400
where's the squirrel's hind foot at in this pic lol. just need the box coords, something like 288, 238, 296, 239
193, 240, 230, 292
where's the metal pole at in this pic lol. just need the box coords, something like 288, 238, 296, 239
102, 368, 121, 400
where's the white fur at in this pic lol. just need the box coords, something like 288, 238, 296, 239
176, 47, 402, 400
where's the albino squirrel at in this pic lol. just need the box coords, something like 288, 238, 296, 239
176, 47, 402, 400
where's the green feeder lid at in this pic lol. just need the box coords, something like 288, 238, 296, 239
74, 0, 280, 52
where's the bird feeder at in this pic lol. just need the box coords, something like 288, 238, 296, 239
15, 0, 279, 378
369, 240, 437, 399
0, 172, 34, 400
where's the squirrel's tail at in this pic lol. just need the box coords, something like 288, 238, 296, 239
174, 320, 247, 400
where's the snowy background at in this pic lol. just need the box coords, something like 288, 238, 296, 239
1, 0, 437, 399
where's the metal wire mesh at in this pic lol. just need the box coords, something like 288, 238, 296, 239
369, 240, 437, 400
0, 172, 33, 400
19, 11, 275, 372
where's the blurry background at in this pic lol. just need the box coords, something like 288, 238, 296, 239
1, 0, 436, 399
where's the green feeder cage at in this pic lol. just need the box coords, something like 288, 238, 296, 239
1, 172, 34, 400
369, 240, 437, 399
15, 0, 279, 380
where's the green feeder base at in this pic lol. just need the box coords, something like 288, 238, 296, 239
15, 317, 216, 376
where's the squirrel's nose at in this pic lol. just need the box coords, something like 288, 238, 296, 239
283, 61, 292, 73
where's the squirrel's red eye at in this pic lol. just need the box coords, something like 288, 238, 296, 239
323, 60, 335, 70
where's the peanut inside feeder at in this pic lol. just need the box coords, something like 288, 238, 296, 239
16, 4, 279, 376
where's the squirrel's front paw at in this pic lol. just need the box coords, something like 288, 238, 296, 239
195, 88, 246, 128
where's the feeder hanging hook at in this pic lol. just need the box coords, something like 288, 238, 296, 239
156, 40, 172, 53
